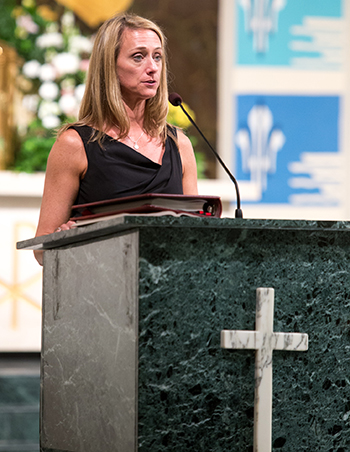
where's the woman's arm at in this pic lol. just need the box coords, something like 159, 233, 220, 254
34, 129, 87, 265
177, 130, 198, 195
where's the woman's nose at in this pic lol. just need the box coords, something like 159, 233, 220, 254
146, 57, 159, 73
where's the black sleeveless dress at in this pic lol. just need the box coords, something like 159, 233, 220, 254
70, 125, 183, 206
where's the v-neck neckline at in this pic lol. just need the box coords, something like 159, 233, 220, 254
98, 128, 165, 166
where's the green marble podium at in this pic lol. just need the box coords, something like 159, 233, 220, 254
17, 216, 350, 451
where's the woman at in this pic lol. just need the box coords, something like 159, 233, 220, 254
34, 13, 198, 265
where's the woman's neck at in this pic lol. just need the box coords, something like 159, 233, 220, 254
105, 98, 147, 139
123, 98, 146, 128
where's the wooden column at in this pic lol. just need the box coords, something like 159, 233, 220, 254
0, 41, 21, 169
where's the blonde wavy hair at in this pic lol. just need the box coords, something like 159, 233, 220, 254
59, 13, 171, 144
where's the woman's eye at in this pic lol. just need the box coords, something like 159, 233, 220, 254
133, 54, 143, 62
154, 54, 162, 62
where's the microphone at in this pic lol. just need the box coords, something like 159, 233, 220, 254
169, 92, 243, 218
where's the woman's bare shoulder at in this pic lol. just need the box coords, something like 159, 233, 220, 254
55, 127, 85, 149
47, 128, 87, 175
176, 128, 193, 153
175, 128, 198, 195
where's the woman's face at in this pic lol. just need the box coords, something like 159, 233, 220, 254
116, 28, 163, 105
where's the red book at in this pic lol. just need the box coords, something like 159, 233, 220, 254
71, 193, 222, 225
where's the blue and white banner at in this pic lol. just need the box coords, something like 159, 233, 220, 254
237, 0, 343, 70
235, 94, 341, 205
218, 0, 348, 219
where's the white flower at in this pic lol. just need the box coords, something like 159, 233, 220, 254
16, 15, 39, 34
22, 60, 41, 78
39, 82, 59, 100
52, 53, 80, 75
59, 93, 78, 115
75, 84, 85, 102
69, 35, 93, 54
22, 94, 40, 112
42, 115, 61, 129
36, 32, 64, 49
38, 101, 61, 120
61, 11, 75, 29
39, 64, 57, 82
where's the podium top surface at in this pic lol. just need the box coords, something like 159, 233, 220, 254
16, 214, 350, 250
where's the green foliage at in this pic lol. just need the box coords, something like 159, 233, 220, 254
0, 0, 17, 44
12, 120, 55, 172
0, 0, 51, 61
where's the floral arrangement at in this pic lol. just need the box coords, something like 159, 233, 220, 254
4, 0, 93, 171
20, 11, 92, 130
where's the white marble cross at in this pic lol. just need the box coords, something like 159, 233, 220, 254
221, 287, 308, 452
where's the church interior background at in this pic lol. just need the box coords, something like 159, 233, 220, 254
0, 0, 348, 450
